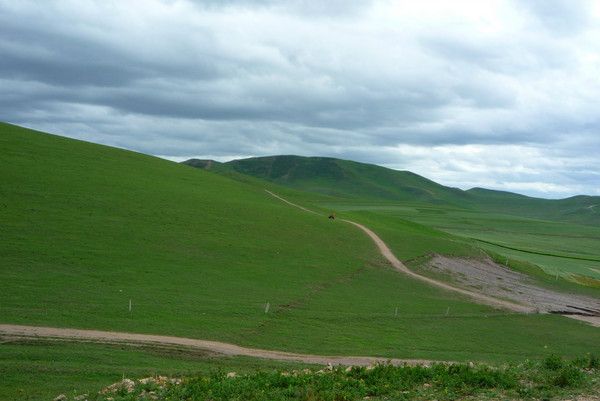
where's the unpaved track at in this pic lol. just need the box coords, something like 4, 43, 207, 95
342, 220, 534, 313
568, 315, 600, 327
265, 191, 600, 327
265, 190, 534, 313
0, 324, 434, 366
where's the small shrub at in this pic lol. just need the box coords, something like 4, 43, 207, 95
588, 354, 600, 369
543, 354, 563, 371
552, 366, 584, 388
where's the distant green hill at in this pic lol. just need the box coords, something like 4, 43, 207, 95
184, 155, 599, 225
181, 158, 222, 169
225, 155, 469, 205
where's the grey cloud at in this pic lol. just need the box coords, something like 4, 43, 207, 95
1, 0, 599, 197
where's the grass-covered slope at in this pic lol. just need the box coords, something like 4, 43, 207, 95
202, 155, 600, 225
321, 201, 600, 283
0, 122, 375, 342
0, 340, 309, 401
2, 122, 599, 363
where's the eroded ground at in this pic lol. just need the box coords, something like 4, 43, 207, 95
425, 255, 600, 317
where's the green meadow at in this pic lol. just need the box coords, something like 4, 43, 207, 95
321, 202, 600, 283
208, 154, 600, 286
1, 123, 599, 399
0, 340, 309, 401
3, 341, 598, 401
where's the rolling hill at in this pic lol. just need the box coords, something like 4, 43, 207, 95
183, 155, 600, 225
2, 121, 599, 366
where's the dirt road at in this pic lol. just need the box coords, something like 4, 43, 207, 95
265, 190, 534, 313
0, 324, 434, 366
568, 315, 600, 327
265, 190, 600, 326
342, 220, 535, 313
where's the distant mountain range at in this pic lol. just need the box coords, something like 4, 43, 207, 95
182, 155, 600, 225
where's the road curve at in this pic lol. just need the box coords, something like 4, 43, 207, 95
265, 190, 535, 313
0, 324, 435, 366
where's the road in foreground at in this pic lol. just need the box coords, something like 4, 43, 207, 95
0, 324, 435, 366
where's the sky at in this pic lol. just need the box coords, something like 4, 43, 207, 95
1, 0, 599, 198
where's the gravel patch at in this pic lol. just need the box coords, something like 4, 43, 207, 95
426, 255, 600, 316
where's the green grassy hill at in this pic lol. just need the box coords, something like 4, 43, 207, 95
198, 155, 600, 225
2, 122, 599, 366
223, 155, 469, 205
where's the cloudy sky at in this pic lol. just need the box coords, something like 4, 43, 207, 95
1, 0, 599, 198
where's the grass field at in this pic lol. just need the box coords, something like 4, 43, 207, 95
2, 123, 600, 399
321, 201, 600, 283
0, 340, 309, 401
202, 154, 600, 285
3, 341, 598, 401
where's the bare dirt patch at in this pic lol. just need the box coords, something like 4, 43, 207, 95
425, 255, 600, 316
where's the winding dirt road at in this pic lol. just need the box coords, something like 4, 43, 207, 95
266, 190, 534, 313
0, 324, 433, 366
342, 220, 534, 313
266, 190, 599, 327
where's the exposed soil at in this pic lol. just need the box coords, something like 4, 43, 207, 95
425, 255, 600, 317
568, 315, 600, 327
